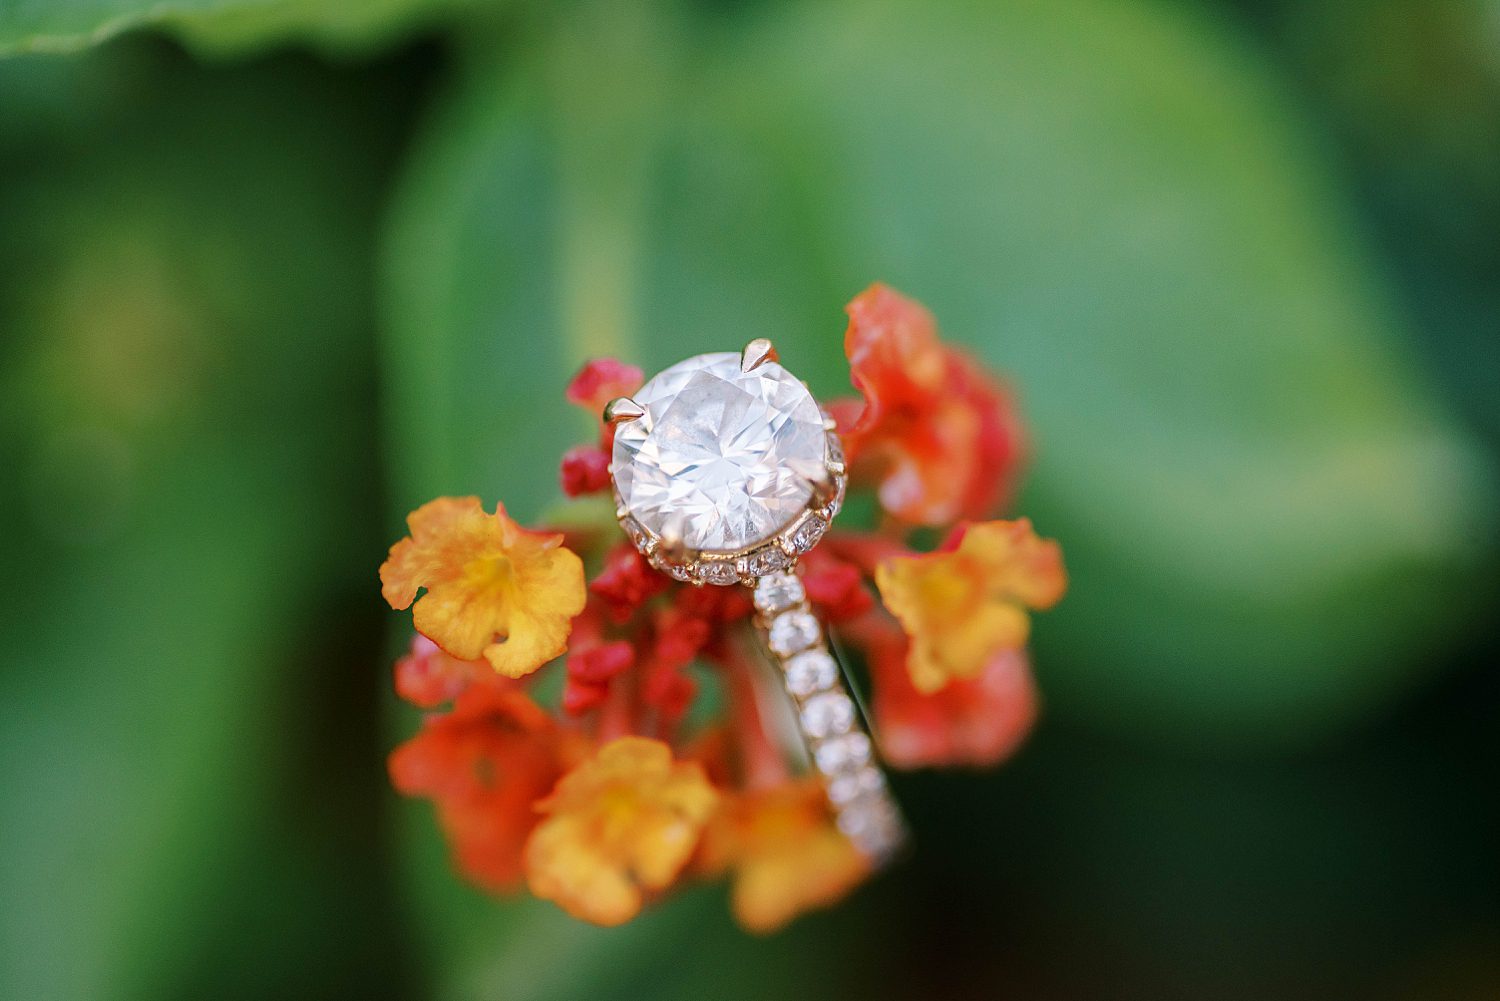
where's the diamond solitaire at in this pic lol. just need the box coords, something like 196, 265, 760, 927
607, 340, 845, 585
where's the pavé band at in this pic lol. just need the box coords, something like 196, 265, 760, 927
753, 570, 906, 863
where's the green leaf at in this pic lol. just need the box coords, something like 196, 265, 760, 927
0, 0, 496, 58
714, 0, 1498, 745
0, 41, 416, 1000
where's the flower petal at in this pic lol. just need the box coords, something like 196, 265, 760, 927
565, 358, 644, 417
388, 686, 572, 891
379, 496, 587, 678
837, 284, 1024, 525
875, 518, 1066, 693
700, 780, 870, 933
525, 736, 718, 926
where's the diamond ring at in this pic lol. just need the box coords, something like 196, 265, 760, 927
606, 340, 906, 863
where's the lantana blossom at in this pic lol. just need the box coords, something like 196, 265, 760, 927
380, 283, 1067, 931
388, 685, 579, 890
380, 497, 586, 678
524, 736, 718, 926
875, 518, 1067, 693
698, 778, 871, 933
830, 283, 1024, 526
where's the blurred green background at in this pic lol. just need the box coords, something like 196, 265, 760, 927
2, 1, 1498, 998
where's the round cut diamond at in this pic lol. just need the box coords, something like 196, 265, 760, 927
612, 352, 828, 553
813, 732, 871, 774
801, 692, 855, 738
784, 649, 837, 698
753, 572, 805, 615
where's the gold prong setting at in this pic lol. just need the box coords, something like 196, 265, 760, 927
740, 337, 779, 373
603, 397, 645, 424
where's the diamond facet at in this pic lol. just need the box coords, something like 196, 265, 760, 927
612, 352, 828, 553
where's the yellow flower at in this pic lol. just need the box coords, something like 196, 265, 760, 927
875, 519, 1066, 694
524, 736, 718, 926
380, 496, 586, 679
699, 779, 871, 934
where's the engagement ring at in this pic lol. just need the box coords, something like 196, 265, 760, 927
606, 339, 906, 862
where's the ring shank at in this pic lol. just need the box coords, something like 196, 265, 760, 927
751, 570, 907, 864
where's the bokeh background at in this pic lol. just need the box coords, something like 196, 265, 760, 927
2, 1, 1498, 998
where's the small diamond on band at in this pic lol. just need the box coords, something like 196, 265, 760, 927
784, 649, 837, 698
801, 691, 855, 738
813, 732, 872, 775
754, 572, 805, 615
827, 767, 885, 806
746, 546, 792, 576
768, 611, 820, 656
790, 515, 827, 552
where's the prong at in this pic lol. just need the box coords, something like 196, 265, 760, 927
740, 338, 779, 373
603, 397, 644, 424
657, 514, 694, 563
806, 467, 839, 507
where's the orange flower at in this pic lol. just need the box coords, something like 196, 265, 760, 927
699, 779, 871, 933
393, 633, 499, 708
870, 631, 1038, 769
834, 283, 1024, 525
875, 519, 1066, 693
524, 736, 718, 926
380, 497, 586, 679
388, 686, 575, 891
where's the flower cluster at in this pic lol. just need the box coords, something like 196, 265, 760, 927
380, 284, 1067, 931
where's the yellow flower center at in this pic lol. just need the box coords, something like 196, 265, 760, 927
463, 553, 516, 593
915, 561, 973, 620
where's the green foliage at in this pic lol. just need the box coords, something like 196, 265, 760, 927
0, 41, 418, 1001
2, 0, 1498, 999
0, 0, 491, 56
